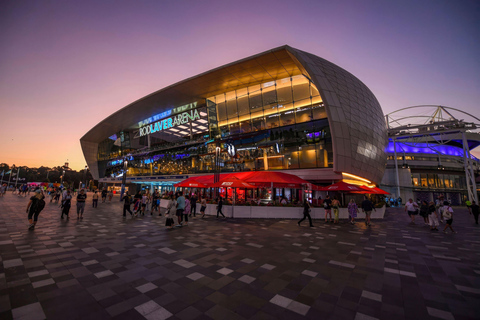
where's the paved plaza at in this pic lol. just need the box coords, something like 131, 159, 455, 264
0, 193, 479, 320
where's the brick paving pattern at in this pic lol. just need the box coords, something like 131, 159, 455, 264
0, 192, 479, 319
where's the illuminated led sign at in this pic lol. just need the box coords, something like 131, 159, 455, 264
139, 109, 200, 137
138, 102, 197, 127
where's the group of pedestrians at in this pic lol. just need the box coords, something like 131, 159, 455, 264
298, 195, 376, 227
120, 189, 214, 229
403, 196, 479, 233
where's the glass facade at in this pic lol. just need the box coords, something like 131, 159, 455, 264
101, 75, 332, 178
411, 172, 466, 190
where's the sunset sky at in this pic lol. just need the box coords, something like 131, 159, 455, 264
1, 0, 479, 171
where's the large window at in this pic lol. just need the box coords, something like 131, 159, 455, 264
209, 75, 324, 138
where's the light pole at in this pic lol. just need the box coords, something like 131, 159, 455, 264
214, 146, 221, 199
83, 165, 88, 190
7, 164, 15, 191
60, 170, 65, 185
120, 159, 128, 201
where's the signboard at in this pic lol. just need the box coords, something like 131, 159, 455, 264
139, 109, 201, 137
138, 102, 197, 127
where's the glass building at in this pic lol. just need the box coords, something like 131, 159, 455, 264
81, 46, 388, 189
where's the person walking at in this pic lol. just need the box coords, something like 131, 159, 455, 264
92, 191, 99, 208
133, 191, 142, 214
323, 195, 332, 223
152, 190, 160, 215
361, 196, 375, 226
428, 201, 439, 231
61, 190, 72, 219
176, 192, 185, 227
419, 200, 429, 225
471, 201, 479, 225
442, 201, 456, 233
26, 189, 45, 230
436, 196, 445, 223
200, 196, 207, 218
465, 199, 472, 214
76, 189, 87, 219
190, 193, 197, 217
166, 195, 176, 218
216, 196, 225, 218
298, 198, 314, 227
141, 193, 148, 215
183, 195, 191, 226
332, 196, 340, 224
347, 199, 358, 224
101, 188, 107, 202
122, 191, 133, 217
405, 198, 418, 224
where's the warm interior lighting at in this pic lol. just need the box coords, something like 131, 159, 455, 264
342, 172, 371, 184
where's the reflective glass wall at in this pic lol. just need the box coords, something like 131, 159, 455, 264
101, 75, 333, 178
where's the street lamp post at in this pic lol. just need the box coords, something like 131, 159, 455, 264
214, 146, 221, 199
7, 165, 15, 191
60, 170, 65, 185
120, 160, 128, 201
83, 165, 88, 190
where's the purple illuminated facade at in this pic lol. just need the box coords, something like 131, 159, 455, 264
381, 131, 480, 205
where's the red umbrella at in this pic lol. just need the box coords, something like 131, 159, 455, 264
210, 176, 256, 189
174, 179, 209, 188
368, 186, 390, 195
322, 181, 364, 192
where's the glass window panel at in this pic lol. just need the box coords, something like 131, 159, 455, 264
298, 144, 317, 168
276, 77, 293, 106
217, 101, 227, 121
239, 120, 252, 134
294, 98, 312, 109
312, 103, 327, 120
280, 108, 295, 127
292, 76, 310, 101
248, 85, 263, 112
225, 90, 236, 101
427, 174, 435, 187
295, 106, 313, 124
420, 174, 428, 187
220, 125, 229, 138
237, 94, 249, 116
215, 93, 225, 104
226, 99, 238, 118
310, 83, 320, 97
262, 85, 277, 108
229, 122, 241, 135
311, 95, 323, 104
265, 114, 280, 129
252, 117, 265, 132
284, 145, 300, 169
316, 142, 328, 167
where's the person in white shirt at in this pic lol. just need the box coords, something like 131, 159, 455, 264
442, 202, 456, 233
405, 198, 418, 224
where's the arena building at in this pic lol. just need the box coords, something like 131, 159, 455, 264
381, 106, 480, 205
80, 45, 388, 197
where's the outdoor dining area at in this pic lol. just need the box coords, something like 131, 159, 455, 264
169, 171, 389, 219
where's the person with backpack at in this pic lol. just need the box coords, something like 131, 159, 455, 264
442, 201, 456, 233
26, 189, 45, 230
122, 191, 133, 217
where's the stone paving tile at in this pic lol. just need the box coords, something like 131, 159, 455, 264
0, 193, 479, 319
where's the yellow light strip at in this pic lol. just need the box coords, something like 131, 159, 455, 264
342, 172, 371, 184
